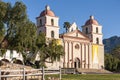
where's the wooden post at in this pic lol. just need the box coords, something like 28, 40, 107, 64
42, 67, 45, 80
0, 68, 1, 80
59, 66, 61, 80
23, 68, 25, 80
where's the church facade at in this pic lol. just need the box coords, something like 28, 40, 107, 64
36, 5, 104, 69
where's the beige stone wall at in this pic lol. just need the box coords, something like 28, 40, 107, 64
45, 61, 60, 69
92, 25, 102, 34
62, 34, 92, 69
92, 33, 103, 44
91, 44, 104, 69
98, 45, 104, 69
64, 41, 68, 68
46, 26, 59, 39
0, 50, 23, 61
89, 44, 93, 69
46, 16, 59, 26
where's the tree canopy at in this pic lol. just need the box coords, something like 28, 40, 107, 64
35, 38, 64, 68
105, 45, 120, 72
0, 1, 64, 68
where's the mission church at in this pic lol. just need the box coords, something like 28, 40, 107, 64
0, 5, 104, 70
36, 5, 104, 69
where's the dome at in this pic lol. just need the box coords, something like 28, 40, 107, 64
40, 5, 55, 17
85, 16, 99, 26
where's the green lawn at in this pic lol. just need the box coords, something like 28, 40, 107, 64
46, 74, 120, 80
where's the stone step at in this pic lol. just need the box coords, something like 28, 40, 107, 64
77, 68, 112, 74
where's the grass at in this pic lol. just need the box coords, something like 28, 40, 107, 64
46, 74, 120, 80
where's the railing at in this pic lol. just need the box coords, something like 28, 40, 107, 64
0, 67, 61, 80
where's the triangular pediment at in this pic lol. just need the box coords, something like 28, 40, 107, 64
63, 30, 90, 40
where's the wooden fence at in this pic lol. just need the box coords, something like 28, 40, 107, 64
0, 67, 61, 80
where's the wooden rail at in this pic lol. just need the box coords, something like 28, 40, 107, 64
0, 67, 61, 80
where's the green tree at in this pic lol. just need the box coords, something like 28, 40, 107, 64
35, 38, 64, 68
0, 1, 7, 43
0, 1, 27, 46
5, 1, 27, 37
0, 1, 64, 68
0, 1, 8, 21
0, 1, 7, 57
0, 21, 5, 44
6, 19, 37, 65
0, 1, 33, 64
63, 22, 71, 32
112, 45, 120, 60
105, 53, 120, 72
105, 54, 112, 70
48, 39, 64, 62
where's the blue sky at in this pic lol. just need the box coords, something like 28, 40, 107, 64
3, 0, 120, 39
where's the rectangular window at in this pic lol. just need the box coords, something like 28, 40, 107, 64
96, 27, 98, 33
40, 19, 42, 26
51, 19, 54, 26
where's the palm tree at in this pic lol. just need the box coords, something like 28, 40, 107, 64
63, 22, 71, 33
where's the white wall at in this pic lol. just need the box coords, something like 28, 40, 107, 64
0, 50, 23, 61
46, 16, 59, 26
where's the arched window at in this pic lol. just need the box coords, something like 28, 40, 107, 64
96, 38, 99, 44
40, 19, 42, 26
96, 27, 98, 33
51, 19, 54, 26
51, 31, 54, 38
86, 27, 88, 34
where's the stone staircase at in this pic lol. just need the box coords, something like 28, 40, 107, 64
77, 68, 112, 74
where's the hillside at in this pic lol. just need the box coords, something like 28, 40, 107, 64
103, 36, 120, 53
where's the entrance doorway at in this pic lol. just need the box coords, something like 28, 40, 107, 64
74, 58, 80, 68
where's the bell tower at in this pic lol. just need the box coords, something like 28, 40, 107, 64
82, 15, 104, 69
36, 5, 60, 39
82, 15, 103, 45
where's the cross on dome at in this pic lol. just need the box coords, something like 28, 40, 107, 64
40, 5, 55, 17
90, 15, 94, 19
45, 5, 50, 10
85, 15, 99, 26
